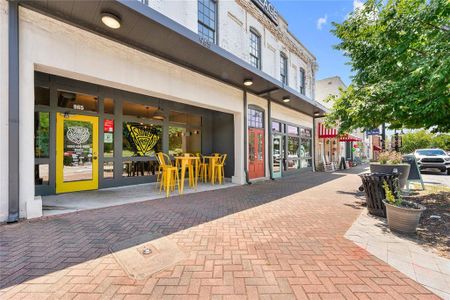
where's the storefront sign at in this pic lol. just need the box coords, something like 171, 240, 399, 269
366, 128, 380, 136
126, 124, 160, 156
251, 0, 279, 25
104, 119, 114, 132
104, 133, 113, 143
73, 104, 84, 111
67, 126, 90, 145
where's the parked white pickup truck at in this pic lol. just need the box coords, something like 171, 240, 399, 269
414, 149, 450, 175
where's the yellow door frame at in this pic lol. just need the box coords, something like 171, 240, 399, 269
56, 113, 99, 193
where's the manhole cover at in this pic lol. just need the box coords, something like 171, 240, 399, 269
110, 232, 187, 280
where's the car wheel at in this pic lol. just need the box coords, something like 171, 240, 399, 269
447, 169, 450, 175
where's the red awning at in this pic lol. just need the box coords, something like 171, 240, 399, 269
318, 122, 338, 138
339, 134, 362, 142
373, 145, 382, 151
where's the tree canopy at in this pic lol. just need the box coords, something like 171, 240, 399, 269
400, 130, 450, 153
326, 0, 450, 133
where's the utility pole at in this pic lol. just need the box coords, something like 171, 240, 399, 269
381, 123, 386, 150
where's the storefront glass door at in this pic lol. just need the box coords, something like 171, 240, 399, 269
56, 113, 98, 193
248, 128, 265, 179
272, 135, 282, 178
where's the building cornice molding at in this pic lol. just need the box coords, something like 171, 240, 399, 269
235, 0, 316, 66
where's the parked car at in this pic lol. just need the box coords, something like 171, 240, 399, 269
414, 149, 450, 175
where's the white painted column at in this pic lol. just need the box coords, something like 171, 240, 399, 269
0, 0, 10, 222
232, 111, 245, 184
19, 34, 42, 219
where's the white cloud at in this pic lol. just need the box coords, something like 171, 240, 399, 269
353, 0, 364, 11
316, 15, 327, 30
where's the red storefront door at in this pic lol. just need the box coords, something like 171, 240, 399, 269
248, 128, 265, 179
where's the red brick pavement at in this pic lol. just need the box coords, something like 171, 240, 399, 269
0, 169, 440, 299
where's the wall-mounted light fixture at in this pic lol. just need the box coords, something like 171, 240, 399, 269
282, 96, 290, 103
243, 79, 253, 86
101, 13, 121, 29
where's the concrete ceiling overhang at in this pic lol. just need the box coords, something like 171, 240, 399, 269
18, 0, 328, 116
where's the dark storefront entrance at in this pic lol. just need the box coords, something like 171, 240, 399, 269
34, 72, 235, 195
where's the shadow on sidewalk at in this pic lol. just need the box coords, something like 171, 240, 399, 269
0, 170, 349, 289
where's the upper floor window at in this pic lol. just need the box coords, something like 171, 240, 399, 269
249, 28, 261, 69
198, 0, 217, 44
280, 53, 288, 85
299, 67, 306, 95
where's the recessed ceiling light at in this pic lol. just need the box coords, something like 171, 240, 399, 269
101, 13, 121, 29
243, 79, 253, 86
282, 96, 290, 103
314, 112, 320, 116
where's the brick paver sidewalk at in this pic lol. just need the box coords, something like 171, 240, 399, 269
0, 169, 439, 299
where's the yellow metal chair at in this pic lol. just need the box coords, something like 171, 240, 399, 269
196, 153, 209, 182
157, 152, 179, 197
213, 154, 227, 184
155, 153, 163, 183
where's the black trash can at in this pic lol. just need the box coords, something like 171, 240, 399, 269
359, 173, 399, 217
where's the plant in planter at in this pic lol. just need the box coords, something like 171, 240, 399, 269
370, 151, 410, 190
382, 180, 425, 233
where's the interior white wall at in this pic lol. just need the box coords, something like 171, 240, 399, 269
17, 7, 247, 218
0, 0, 9, 222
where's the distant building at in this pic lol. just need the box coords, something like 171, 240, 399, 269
314, 77, 370, 170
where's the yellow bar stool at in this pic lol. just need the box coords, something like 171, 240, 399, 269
196, 153, 209, 182
155, 153, 163, 184
213, 154, 227, 184
157, 152, 179, 197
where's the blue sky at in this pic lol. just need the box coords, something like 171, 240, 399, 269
273, 0, 363, 86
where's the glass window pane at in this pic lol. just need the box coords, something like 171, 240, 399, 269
35, 112, 50, 158
271, 121, 281, 132
300, 138, 312, 159
104, 98, 114, 114
300, 68, 306, 95
122, 101, 162, 120
103, 162, 114, 179
250, 30, 261, 69
287, 159, 300, 170
287, 125, 298, 135
248, 108, 263, 128
169, 126, 201, 155
35, 86, 50, 106
122, 161, 159, 177
198, 0, 216, 44
288, 136, 299, 158
122, 122, 163, 157
63, 119, 94, 182
35, 164, 49, 185
58, 91, 98, 112
104, 119, 114, 158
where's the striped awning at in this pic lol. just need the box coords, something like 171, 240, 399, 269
318, 122, 338, 138
339, 134, 362, 142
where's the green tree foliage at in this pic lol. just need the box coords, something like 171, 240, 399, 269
401, 130, 433, 153
326, 0, 450, 133
430, 133, 450, 150
401, 130, 450, 153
